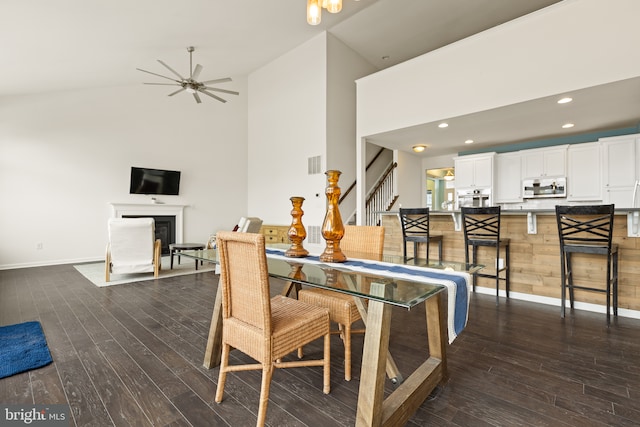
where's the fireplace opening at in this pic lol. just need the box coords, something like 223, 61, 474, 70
122, 215, 176, 255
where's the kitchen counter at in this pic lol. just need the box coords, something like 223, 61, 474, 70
379, 210, 640, 315
381, 208, 640, 237
381, 208, 640, 214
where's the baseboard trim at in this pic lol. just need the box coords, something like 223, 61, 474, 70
474, 286, 640, 320
0, 256, 104, 271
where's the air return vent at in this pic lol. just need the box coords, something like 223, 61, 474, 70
307, 225, 322, 244
308, 156, 322, 175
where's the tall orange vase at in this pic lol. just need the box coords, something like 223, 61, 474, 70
320, 170, 346, 262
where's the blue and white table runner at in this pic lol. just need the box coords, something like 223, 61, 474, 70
265, 248, 470, 343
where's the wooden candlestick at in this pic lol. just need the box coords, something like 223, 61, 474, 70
320, 170, 346, 262
285, 196, 309, 257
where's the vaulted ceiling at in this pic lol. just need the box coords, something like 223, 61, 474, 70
4, 0, 637, 156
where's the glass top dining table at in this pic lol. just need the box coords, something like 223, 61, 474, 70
179, 245, 482, 309
179, 243, 482, 426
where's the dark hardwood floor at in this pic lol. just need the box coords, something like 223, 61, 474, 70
1, 264, 639, 426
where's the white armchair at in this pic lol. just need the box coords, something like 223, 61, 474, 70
105, 218, 161, 282
237, 216, 263, 233
212, 216, 263, 274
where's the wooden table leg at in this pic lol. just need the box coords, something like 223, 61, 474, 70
203, 285, 223, 368
352, 295, 403, 384
356, 295, 392, 427
426, 292, 448, 382
356, 288, 447, 427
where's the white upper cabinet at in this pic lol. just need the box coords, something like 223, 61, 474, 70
454, 153, 495, 189
494, 152, 522, 203
567, 142, 601, 201
522, 145, 568, 178
601, 134, 640, 207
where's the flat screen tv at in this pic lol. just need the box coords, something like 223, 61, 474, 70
129, 167, 181, 195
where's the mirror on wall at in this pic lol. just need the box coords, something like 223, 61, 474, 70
426, 168, 455, 210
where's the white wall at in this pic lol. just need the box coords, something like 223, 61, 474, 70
0, 81, 248, 269
247, 32, 376, 243
356, 0, 640, 138
247, 34, 328, 232
326, 33, 378, 221
394, 150, 423, 209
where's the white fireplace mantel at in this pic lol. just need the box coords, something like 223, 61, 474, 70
110, 203, 187, 243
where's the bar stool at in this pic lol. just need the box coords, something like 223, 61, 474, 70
461, 206, 510, 303
555, 204, 618, 324
399, 207, 443, 262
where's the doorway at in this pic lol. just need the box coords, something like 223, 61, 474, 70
426, 168, 455, 210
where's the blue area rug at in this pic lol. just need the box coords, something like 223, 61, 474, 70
0, 321, 53, 379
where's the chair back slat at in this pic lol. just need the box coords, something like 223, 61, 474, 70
461, 207, 501, 243
556, 204, 614, 249
399, 208, 431, 237
342, 225, 385, 255
216, 231, 271, 335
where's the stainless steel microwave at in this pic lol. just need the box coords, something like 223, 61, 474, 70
523, 176, 566, 198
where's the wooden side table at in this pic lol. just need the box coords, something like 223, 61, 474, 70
169, 243, 206, 269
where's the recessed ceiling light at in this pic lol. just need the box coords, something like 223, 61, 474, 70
562, 123, 574, 129
557, 97, 573, 104
464, 139, 474, 144
438, 122, 449, 128
412, 144, 427, 153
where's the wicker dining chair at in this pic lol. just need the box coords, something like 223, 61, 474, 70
298, 225, 384, 381
214, 231, 331, 426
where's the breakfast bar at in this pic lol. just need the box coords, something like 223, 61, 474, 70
381, 209, 640, 313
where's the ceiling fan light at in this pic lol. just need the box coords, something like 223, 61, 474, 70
186, 86, 196, 94
307, 0, 322, 25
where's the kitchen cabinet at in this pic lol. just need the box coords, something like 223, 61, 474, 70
494, 152, 522, 203
567, 142, 601, 201
454, 153, 495, 189
601, 134, 640, 207
522, 145, 568, 178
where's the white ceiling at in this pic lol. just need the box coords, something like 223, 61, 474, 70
4, 0, 637, 156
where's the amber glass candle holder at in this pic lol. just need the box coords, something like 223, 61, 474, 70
285, 196, 309, 257
320, 170, 346, 262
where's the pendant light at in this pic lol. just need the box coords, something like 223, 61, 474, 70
307, 0, 322, 25
323, 0, 343, 13
308, 0, 345, 25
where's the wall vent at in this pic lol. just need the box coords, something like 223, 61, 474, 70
308, 156, 322, 175
308, 225, 322, 244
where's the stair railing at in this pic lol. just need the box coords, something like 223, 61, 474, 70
365, 162, 398, 225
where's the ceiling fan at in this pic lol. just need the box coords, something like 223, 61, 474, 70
136, 46, 239, 104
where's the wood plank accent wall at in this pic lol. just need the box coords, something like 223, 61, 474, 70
381, 213, 640, 312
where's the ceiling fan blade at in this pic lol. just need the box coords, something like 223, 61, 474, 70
144, 82, 181, 86
203, 87, 239, 96
193, 92, 202, 104
192, 64, 203, 81
168, 87, 186, 97
157, 60, 186, 81
200, 77, 232, 85
136, 68, 180, 83
200, 89, 227, 103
